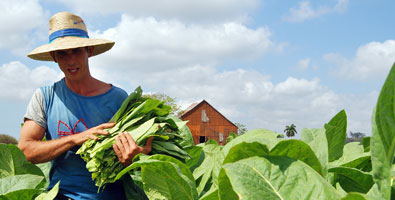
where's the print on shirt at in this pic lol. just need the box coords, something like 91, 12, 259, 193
57, 118, 88, 137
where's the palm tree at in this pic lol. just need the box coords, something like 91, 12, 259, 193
284, 124, 297, 138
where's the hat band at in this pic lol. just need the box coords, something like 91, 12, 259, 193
49, 28, 89, 43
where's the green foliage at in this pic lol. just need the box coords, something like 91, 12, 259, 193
0, 134, 18, 144
0, 144, 58, 199
325, 110, 347, 162
370, 63, 395, 199
301, 127, 329, 176
219, 156, 339, 200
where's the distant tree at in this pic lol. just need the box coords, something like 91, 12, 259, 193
346, 131, 366, 143
284, 124, 297, 138
143, 93, 182, 116
235, 123, 248, 135
350, 131, 365, 139
0, 134, 18, 144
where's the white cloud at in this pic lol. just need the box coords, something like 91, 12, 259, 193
0, 61, 61, 101
284, 0, 349, 22
56, 0, 259, 24
90, 15, 275, 74
296, 58, 311, 71
325, 40, 395, 81
0, 0, 47, 55
338, 91, 377, 134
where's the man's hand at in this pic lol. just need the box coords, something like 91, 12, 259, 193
73, 122, 115, 145
113, 132, 153, 166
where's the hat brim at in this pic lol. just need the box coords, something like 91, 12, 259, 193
27, 36, 115, 61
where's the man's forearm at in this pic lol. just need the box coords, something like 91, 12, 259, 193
19, 135, 79, 164
18, 120, 114, 164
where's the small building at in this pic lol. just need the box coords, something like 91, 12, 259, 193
179, 100, 238, 145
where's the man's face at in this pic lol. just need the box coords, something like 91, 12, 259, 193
51, 47, 93, 81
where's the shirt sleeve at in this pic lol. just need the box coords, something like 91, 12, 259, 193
24, 88, 47, 129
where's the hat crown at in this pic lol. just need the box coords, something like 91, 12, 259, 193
49, 12, 87, 35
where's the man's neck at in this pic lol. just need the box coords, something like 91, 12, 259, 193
64, 76, 111, 96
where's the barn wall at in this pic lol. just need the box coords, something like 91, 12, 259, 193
181, 101, 238, 145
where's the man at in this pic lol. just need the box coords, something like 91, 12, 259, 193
18, 11, 152, 200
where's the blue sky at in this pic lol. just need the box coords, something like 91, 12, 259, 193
1, 0, 394, 140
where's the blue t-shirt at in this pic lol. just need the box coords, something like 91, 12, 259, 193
40, 78, 128, 200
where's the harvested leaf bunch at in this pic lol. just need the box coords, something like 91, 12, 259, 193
76, 86, 190, 190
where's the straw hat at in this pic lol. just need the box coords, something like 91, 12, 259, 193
28, 12, 115, 61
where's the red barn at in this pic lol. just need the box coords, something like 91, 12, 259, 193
179, 100, 238, 145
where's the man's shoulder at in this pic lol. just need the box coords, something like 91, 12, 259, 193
109, 85, 128, 97
39, 79, 63, 96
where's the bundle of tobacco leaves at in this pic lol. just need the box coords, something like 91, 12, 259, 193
76, 86, 190, 190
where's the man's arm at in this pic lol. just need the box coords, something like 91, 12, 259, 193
18, 119, 114, 164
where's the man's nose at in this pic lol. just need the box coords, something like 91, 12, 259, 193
65, 53, 77, 65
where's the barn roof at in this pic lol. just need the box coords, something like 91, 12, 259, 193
179, 100, 237, 128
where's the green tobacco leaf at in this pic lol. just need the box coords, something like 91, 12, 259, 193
371, 109, 392, 200
151, 140, 190, 160
371, 63, 395, 200
0, 144, 44, 178
336, 183, 347, 196
218, 156, 340, 200
126, 118, 155, 142
119, 100, 149, 127
117, 159, 198, 200
341, 192, 368, 200
170, 116, 194, 149
121, 174, 148, 200
184, 146, 203, 171
111, 86, 143, 123
139, 99, 162, 115
199, 188, 218, 200
362, 137, 370, 153
301, 128, 329, 176
222, 142, 269, 165
35, 162, 51, 189
330, 142, 370, 168
1, 189, 42, 200
222, 129, 281, 157
329, 167, 374, 193
205, 139, 218, 145
0, 174, 44, 195
34, 181, 59, 200
325, 110, 347, 162
192, 143, 224, 196
270, 139, 323, 175
0, 144, 49, 199
145, 154, 195, 183
340, 156, 371, 172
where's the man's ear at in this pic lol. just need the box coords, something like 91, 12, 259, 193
87, 46, 94, 57
50, 52, 57, 63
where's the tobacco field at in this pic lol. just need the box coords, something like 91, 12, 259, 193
2, 63, 395, 199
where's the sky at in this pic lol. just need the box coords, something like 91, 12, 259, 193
1, 0, 394, 140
